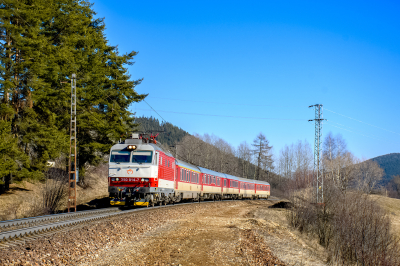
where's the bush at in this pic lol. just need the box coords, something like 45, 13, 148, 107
288, 185, 400, 265
27, 164, 68, 217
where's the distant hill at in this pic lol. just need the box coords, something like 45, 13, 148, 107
370, 153, 400, 183
135, 116, 189, 147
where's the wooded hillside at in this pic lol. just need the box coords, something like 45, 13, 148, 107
371, 153, 400, 183
135, 116, 188, 147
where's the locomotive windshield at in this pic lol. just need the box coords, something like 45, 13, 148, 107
110, 151, 130, 163
132, 151, 153, 163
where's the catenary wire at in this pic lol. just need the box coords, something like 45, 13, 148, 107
133, 108, 306, 121
146, 96, 299, 108
143, 99, 168, 124
145, 96, 400, 137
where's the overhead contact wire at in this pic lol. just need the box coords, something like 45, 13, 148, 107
133, 108, 305, 121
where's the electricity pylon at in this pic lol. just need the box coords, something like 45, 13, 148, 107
309, 104, 326, 204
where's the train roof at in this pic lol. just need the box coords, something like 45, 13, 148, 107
224, 173, 241, 181
197, 167, 225, 177
235, 176, 270, 186
175, 159, 201, 172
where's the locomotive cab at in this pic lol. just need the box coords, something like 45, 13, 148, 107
108, 134, 160, 206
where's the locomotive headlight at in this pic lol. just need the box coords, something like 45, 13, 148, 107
116, 178, 119, 181
127, 145, 137, 150
141, 178, 144, 182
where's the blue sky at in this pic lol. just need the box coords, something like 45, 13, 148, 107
93, 0, 400, 160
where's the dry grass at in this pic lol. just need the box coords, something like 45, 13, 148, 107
287, 185, 400, 265
370, 194, 400, 238
0, 164, 109, 221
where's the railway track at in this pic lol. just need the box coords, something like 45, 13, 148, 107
0, 199, 259, 249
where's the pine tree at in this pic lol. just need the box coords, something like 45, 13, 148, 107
0, 0, 145, 183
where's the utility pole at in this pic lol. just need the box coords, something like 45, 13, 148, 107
309, 104, 326, 204
68, 74, 77, 212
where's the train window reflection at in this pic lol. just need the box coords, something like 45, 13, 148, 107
132, 151, 153, 163
110, 151, 130, 163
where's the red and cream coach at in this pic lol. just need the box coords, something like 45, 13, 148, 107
108, 134, 270, 206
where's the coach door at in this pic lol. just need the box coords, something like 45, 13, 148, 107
175, 166, 179, 189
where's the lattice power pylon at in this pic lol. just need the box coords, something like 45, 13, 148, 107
68, 74, 77, 212
308, 104, 326, 204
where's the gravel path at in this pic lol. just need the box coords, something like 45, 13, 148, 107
0, 200, 328, 265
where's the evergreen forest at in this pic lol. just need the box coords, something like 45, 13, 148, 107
0, 0, 145, 185
135, 116, 188, 147
370, 153, 400, 183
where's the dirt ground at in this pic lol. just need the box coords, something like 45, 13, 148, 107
84, 200, 328, 266
0, 166, 109, 221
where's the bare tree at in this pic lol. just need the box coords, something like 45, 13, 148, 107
322, 132, 357, 193
387, 175, 400, 198
237, 141, 253, 178
355, 160, 384, 194
252, 133, 273, 180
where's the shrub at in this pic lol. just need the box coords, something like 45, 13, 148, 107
288, 185, 400, 265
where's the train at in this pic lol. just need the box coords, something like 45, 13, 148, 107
108, 133, 270, 206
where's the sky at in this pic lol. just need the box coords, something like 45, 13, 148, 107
92, 0, 400, 161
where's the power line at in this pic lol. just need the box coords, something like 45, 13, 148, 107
329, 121, 382, 139
325, 108, 400, 137
145, 97, 400, 137
133, 108, 306, 121
146, 96, 299, 108
325, 121, 400, 145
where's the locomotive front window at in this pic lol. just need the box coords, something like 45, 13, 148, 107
132, 151, 153, 163
110, 151, 130, 163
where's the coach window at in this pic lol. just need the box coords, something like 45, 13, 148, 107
224, 179, 226, 187
217, 178, 219, 186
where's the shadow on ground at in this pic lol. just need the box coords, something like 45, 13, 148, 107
268, 201, 293, 209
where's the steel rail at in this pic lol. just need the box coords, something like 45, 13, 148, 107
0, 207, 119, 229
0, 198, 272, 248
